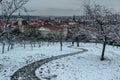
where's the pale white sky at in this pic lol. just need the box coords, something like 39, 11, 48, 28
1, 0, 120, 16
25, 0, 83, 16
24, 0, 120, 16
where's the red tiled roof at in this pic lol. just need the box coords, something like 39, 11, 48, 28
27, 21, 43, 28
29, 22, 41, 28
42, 24, 59, 31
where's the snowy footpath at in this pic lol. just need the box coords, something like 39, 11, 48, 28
0, 42, 120, 80
0, 42, 83, 80
11, 46, 87, 80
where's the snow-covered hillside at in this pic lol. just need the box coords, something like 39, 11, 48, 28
0, 42, 79, 80
36, 43, 120, 80
0, 42, 120, 80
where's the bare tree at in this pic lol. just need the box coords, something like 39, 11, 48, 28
0, 0, 29, 53
111, 14, 120, 45
1, 0, 29, 30
59, 26, 63, 51
83, 2, 113, 60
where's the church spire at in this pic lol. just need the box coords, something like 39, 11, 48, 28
18, 10, 21, 18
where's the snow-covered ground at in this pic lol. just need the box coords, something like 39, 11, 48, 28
36, 43, 120, 80
0, 42, 79, 80
0, 42, 120, 80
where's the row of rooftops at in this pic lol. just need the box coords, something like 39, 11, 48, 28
0, 15, 120, 32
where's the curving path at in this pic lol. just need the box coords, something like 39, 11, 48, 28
10, 46, 88, 80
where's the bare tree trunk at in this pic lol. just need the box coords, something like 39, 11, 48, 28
10, 42, 14, 49
38, 41, 41, 47
60, 35, 63, 51
60, 40, 62, 51
33, 40, 35, 47
7, 39, 11, 51
52, 40, 55, 46
23, 41, 26, 49
76, 37, 79, 47
72, 41, 74, 46
117, 46, 119, 48
42, 41, 44, 46
59, 34, 63, 51
101, 36, 107, 60
7, 43, 10, 51
95, 39, 97, 45
77, 42, 79, 47
30, 41, 33, 50
2, 42, 5, 53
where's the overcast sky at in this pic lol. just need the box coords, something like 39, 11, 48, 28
24, 0, 82, 16
23, 0, 120, 16
1, 0, 120, 16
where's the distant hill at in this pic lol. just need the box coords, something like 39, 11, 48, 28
0, 15, 40, 20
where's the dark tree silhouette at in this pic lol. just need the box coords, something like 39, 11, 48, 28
83, 2, 113, 60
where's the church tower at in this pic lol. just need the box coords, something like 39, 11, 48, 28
17, 11, 23, 27
17, 11, 24, 32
